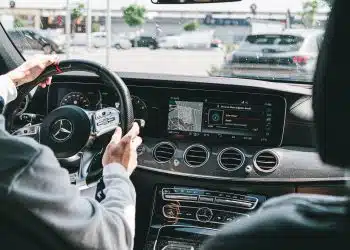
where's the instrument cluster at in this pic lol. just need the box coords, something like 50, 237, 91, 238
50, 83, 148, 123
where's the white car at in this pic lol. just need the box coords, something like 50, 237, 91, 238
92, 32, 132, 49
158, 35, 183, 49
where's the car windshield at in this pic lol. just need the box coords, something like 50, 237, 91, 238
1, 0, 331, 84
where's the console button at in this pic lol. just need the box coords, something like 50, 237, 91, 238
215, 198, 253, 208
196, 207, 213, 223
179, 207, 197, 220
163, 204, 179, 219
164, 194, 198, 201
199, 196, 214, 203
212, 212, 226, 223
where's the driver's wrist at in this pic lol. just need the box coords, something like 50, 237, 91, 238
6, 71, 21, 87
103, 162, 131, 177
0, 74, 18, 104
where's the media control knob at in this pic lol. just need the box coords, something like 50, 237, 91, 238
196, 207, 213, 223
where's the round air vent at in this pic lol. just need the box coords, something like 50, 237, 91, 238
218, 147, 245, 171
253, 150, 279, 173
184, 144, 209, 168
153, 142, 176, 163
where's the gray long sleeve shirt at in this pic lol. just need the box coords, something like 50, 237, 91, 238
0, 75, 136, 250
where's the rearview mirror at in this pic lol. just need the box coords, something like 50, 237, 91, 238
152, 0, 241, 4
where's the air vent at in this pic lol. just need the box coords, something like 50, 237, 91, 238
218, 147, 245, 171
184, 144, 209, 168
254, 150, 279, 173
153, 142, 176, 163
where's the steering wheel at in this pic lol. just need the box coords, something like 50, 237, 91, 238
3, 60, 134, 187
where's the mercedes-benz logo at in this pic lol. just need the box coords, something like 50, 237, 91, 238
51, 119, 73, 142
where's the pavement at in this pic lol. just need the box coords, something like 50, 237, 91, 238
23, 47, 225, 77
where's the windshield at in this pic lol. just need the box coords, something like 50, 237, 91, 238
1, 0, 330, 83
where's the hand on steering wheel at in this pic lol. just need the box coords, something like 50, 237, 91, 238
102, 122, 142, 176
5, 59, 135, 188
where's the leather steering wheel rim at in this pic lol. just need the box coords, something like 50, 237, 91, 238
4, 59, 134, 135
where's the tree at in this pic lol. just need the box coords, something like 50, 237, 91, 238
301, 0, 332, 28
184, 21, 200, 32
123, 4, 146, 47
71, 3, 84, 33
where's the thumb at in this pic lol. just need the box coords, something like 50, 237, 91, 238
110, 127, 122, 144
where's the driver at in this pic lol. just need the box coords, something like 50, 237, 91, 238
0, 55, 142, 250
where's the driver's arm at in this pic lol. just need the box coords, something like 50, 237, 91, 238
0, 56, 141, 250
2, 132, 137, 250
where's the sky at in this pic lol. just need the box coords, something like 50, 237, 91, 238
0, 0, 331, 13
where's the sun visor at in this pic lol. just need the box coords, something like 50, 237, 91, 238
313, 0, 350, 167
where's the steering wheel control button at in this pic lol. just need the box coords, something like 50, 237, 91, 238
196, 207, 213, 223
94, 107, 120, 137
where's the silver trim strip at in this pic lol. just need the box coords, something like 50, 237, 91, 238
137, 165, 350, 182
183, 144, 210, 168
253, 149, 280, 173
217, 147, 245, 172
161, 188, 258, 210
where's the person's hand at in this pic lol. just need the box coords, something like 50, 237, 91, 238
6, 54, 59, 88
102, 122, 142, 175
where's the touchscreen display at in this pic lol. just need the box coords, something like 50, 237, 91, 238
167, 95, 284, 145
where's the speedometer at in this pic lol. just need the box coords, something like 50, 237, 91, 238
60, 92, 90, 109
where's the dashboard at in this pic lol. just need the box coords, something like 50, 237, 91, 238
19, 73, 344, 183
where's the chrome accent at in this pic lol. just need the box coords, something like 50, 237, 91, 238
162, 205, 248, 225
51, 119, 73, 142
137, 164, 350, 182
217, 147, 245, 172
253, 149, 279, 173
153, 141, 176, 163
161, 187, 258, 210
183, 144, 210, 168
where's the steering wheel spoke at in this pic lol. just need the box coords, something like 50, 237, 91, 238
12, 124, 41, 142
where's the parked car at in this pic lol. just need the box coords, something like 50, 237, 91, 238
7, 28, 65, 54
91, 32, 132, 49
220, 29, 324, 81
130, 36, 159, 49
158, 35, 183, 49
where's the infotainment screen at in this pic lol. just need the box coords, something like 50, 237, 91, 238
167, 94, 285, 146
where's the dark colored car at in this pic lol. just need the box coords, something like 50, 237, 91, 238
7, 29, 64, 54
130, 36, 159, 49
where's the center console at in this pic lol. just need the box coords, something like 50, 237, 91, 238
143, 185, 266, 250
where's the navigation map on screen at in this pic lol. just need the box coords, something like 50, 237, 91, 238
167, 100, 203, 132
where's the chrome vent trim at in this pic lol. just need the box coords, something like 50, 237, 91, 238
218, 147, 245, 171
253, 149, 279, 173
153, 142, 176, 163
184, 144, 209, 168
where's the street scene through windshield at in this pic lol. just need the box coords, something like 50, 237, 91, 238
1, 0, 330, 82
